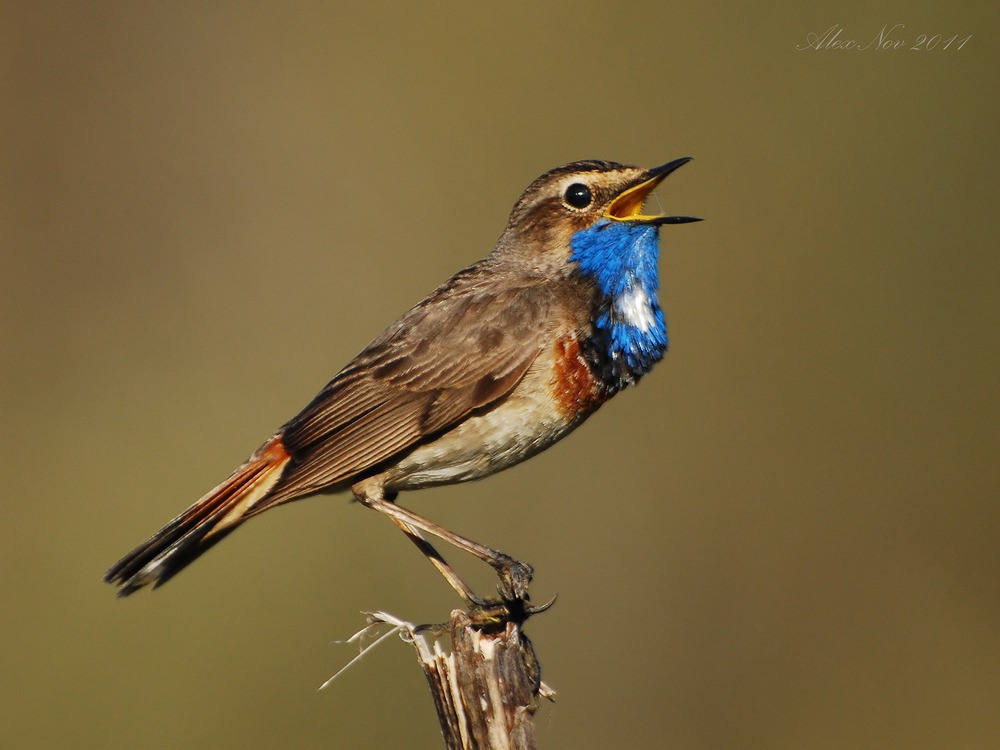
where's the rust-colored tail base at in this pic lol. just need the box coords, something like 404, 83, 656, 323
104, 437, 291, 597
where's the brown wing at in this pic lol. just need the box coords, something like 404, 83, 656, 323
265, 264, 557, 503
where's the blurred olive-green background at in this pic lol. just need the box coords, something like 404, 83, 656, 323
3, 2, 998, 748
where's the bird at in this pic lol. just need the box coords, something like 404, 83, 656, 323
105, 157, 700, 606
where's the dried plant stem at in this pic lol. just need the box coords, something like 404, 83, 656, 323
367, 609, 555, 749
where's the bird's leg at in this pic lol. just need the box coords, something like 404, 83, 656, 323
358, 494, 533, 604
387, 516, 489, 608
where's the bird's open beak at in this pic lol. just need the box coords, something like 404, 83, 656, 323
604, 157, 701, 226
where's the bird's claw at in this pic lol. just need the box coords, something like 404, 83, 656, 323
447, 556, 549, 626
496, 557, 534, 602
464, 593, 552, 627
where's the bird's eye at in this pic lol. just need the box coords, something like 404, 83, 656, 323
564, 183, 592, 209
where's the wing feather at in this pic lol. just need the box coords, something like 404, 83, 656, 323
269, 265, 557, 503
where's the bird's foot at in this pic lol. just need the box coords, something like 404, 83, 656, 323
462, 591, 556, 628
494, 555, 534, 602
412, 592, 556, 637
448, 555, 547, 626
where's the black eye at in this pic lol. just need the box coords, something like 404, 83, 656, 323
564, 183, 592, 209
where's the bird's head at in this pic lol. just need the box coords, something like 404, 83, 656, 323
495, 158, 699, 277
496, 158, 700, 385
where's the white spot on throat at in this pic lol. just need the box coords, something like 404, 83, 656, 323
617, 287, 655, 332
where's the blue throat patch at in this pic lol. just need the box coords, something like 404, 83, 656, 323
569, 218, 667, 388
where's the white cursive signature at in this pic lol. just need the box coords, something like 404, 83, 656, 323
797, 24, 971, 51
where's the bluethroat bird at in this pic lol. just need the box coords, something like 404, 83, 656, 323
105, 158, 700, 607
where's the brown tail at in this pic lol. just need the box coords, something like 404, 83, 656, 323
104, 437, 292, 597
